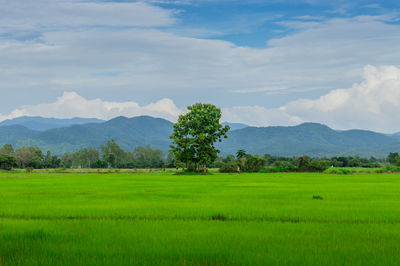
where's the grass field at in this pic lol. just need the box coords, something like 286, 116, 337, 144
1, 172, 400, 265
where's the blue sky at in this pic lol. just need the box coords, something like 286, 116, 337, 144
164, 0, 400, 47
1, 0, 400, 132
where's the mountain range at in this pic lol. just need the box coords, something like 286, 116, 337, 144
0, 116, 399, 157
0, 116, 104, 131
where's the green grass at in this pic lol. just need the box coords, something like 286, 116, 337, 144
1, 172, 400, 265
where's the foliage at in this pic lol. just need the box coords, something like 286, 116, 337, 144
236, 149, 247, 159
217, 122, 400, 158
0, 154, 17, 170
0, 116, 173, 155
25, 167, 34, 173
101, 140, 127, 167
324, 168, 355, 175
0, 140, 394, 172
133, 145, 164, 168
2, 116, 400, 158
43, 150, 62, 168
220, 152, 382, 173
59, 142, 166, 169
378, 165, 400, 173
308, 159, 330, 172
15, 146, 44, 168
91, 159, 108, 169
0, 144, 15, 156
0, 142, 169, 169
170, 103, 230, 172
219, 161, 241, 173
387, 152, 400, 166
297, 155, 310, 171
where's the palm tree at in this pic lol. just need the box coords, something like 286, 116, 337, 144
236, 149, 247, 159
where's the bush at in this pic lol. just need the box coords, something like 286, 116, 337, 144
324, 168, 355, 175
309, 159, 329, 172
25, 167, 34, 173
219, 162, 240, 173
211, 213, 228, 221
92, 159, 108, 169
219, 155, 267, 173
260, 165, 299, 173
378, 165, 400, 173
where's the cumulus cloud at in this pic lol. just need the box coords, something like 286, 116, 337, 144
2, 65, 400, 133
282, 65, 400, 133
0, 92, 183, 122
223, 65, 400, 133
3, 15, 400, 110
2, 2, 400, 133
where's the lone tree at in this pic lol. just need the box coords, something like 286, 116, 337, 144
170, 103, 230, 172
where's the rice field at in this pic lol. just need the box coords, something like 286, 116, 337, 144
1, 171, 400, 265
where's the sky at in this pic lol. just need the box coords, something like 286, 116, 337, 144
1, 0, 400, 132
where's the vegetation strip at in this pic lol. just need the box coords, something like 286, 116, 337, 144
1, 215, 400, 225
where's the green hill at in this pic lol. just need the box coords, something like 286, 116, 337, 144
218, 123, 400, 157
0, 117, 399, 157
0, 116, 173, 155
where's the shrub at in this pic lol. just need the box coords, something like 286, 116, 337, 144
261, 165, 299, 173
309, 159, 329, 172
25, 167, 34, 173
211, 213, 228, 221
92, 159, 108, 169
378, 165, 400, 173
297, 155, 310, 171
324, 168, 355, 175
219, 162, 240, 173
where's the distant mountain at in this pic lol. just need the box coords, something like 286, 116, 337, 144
391, 132, 400, 139
222, 122, 249, 131
0, 116, 104, 131
217, 123, 400, 157
0, 116, 172, 154
0, 117, 400, 157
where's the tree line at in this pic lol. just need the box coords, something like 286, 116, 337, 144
217, 150, 389, 173
0, 141, 173, 170
0, 142, 397, 172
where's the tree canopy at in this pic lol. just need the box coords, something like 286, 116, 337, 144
169, 103, 230, 172
0, 154, 17, 170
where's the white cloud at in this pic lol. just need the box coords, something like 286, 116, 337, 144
232, 87, 287, 94
0, 1, 177, 29
0, 92, 183, 122
2, 2, 400, 132
282, 65, 400, 133
223, 65, 400, 133
295, 15, 325, 21
221, 105, 302, 127
3, 15, 400, 110
2, 65, 400, 133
